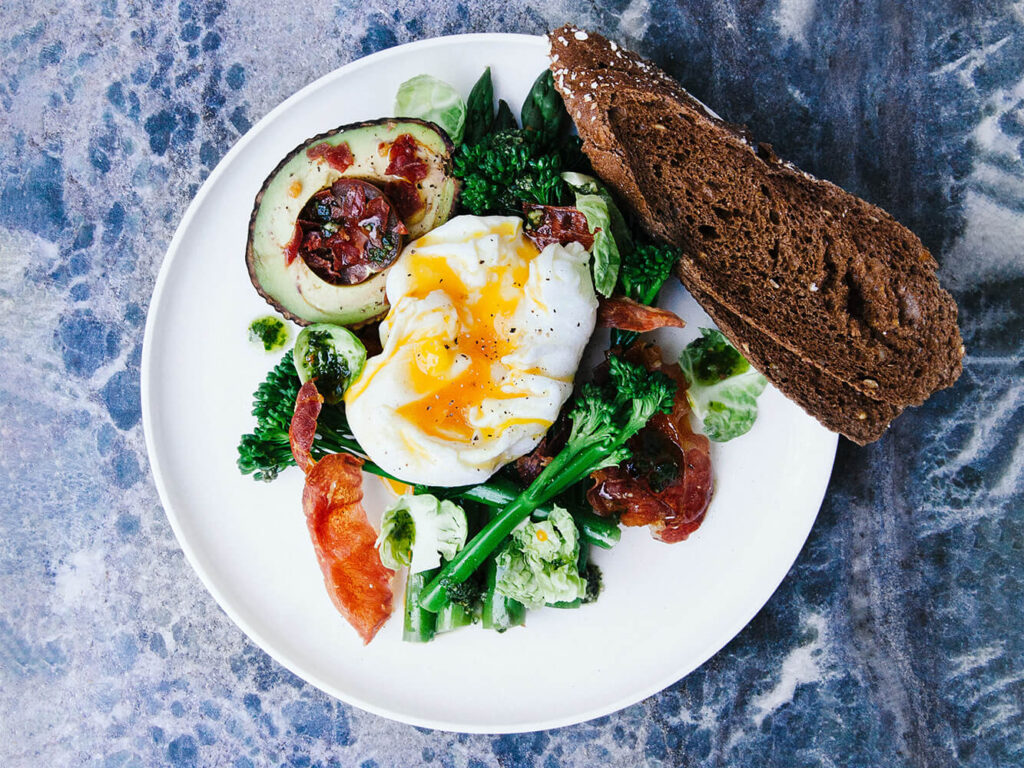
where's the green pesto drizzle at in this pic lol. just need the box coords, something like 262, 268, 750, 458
248, 316, 289, 352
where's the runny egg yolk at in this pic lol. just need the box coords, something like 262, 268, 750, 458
344, 214, 599, 487
391, 233, 541, 442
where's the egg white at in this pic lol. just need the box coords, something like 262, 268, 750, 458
345, 215, 597, 486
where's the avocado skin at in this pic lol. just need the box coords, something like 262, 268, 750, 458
246, 118, 460, 327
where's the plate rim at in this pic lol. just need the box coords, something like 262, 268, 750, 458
141, 32, 838, 734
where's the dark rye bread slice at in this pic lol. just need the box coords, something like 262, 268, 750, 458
685, 280, 903, 444
548, 25, 963, 410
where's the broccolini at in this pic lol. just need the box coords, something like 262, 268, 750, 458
418, 355, 676, 612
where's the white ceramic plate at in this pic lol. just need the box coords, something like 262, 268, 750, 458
142, 33, 838, 733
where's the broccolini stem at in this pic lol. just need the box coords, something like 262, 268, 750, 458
481, 555, 526, 632
434, 600, 476, 634
610, 328, 639, 350
456, 476, 620, 549
403, 570, 437, 643
418, 439, 588, 613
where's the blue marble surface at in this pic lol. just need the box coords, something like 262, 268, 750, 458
1, 0, 1022, 765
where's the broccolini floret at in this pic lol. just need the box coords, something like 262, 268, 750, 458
236, 350, 365, 481
453, 129, 570, 215
619, 243, 679, 307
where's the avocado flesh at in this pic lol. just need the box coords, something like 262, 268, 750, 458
247, 119, 457, 326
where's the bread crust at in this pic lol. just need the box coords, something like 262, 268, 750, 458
548, 25, 963, 440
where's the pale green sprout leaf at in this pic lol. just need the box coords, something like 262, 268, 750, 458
376, 493, 468, 574
493, 506, 587, 608
574, 193, 620, 297
679, 328, 768, 442
394, 74, 467, 144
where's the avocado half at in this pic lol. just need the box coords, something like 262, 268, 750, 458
246, 118, 458, 326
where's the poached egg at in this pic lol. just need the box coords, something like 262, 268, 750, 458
345, 215, 597, 486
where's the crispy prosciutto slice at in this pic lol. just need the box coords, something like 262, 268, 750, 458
290, 381, 395, 643
597, 296, 685, 333
384, 132, 430, 183
303, 452, 395, 643
289, 381, 322, 474
512, 344, 713, 543
588, 345, 713, 543
522, 203, 595, 250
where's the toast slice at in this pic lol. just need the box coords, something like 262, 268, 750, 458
548, 26, 963, 426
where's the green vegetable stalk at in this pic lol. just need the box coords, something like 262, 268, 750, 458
237, 351, 366, 481
463, 68, 495, 146
456, 477, 620, 549
454, 129, 569, 216
418, 356, 676, 613
403, 570, 437, 643
435, 599, 476, 634
482, 552, 526, 631
493, 99, 517, 132
453, 67, 582, 217
520, 69, 568, 148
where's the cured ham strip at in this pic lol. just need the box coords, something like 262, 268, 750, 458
289, 381, 322, 474
305, 141, 354, 173
303, 453, 395, 643
522, 203, 595, 250
383, 179, 424, 221
289, 380, 395, 642
587, 345, 713, 543
597, 296, 685, 332
384, 133, 429, 183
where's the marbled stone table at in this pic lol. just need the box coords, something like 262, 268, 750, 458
1, 1, 1021, 766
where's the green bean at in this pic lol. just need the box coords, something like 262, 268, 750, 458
402, 570, 437, 643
